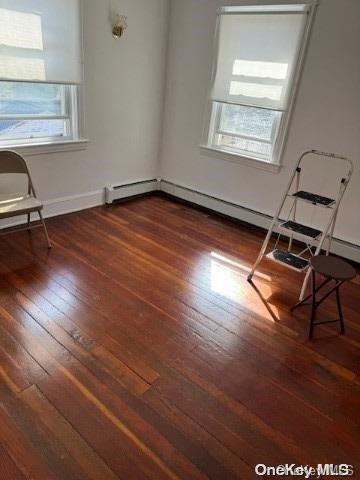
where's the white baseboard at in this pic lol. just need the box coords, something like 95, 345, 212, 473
0, 189, 105, 230
44, 189, 105, 218
1, 178, 358, 263
160, 180, 360, 263
0, 178, 161, 231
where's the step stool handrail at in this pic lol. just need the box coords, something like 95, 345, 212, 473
298, 150, 354, 180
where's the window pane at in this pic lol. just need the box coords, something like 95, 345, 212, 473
219, 104, 280, 141
0, 119, 66, 141
0, 81, 64, 116
218, 134, 272, 159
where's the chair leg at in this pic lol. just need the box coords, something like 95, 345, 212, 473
309, 270, 316, 339
38, 210, 52, 249
336, 286, 345, 335
27, 213, 31, 230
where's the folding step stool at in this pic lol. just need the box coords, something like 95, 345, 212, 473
247, 150, 354, 301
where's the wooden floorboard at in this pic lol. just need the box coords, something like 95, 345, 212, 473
0, 195, 359, 479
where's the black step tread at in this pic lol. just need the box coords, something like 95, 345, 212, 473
279, 221, 322, 239
292, 191, 335, 207
269, 249, 309, 271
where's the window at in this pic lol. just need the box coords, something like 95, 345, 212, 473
0, 0, 83, 148
0, 82, 78, 145
205, 3, 316, 166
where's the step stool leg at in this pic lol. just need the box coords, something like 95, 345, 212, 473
247, 220, 278, 281
247, 241, 268, 281
300, 268, 312, 302
248, 164, 299, 281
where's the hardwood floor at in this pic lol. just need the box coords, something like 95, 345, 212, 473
0, 194, 359, 479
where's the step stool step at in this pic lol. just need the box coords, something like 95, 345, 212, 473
279, 221, 322, 239
267, 249, 309, 272
291, 191, 335, 207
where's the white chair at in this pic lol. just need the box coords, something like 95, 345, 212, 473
0, 150, 52, 248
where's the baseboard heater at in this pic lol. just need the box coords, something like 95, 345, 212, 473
103, 178, 359, 263
160, 180, 360, 264
105, 179, 159, 205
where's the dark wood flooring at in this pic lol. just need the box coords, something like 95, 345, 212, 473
0, 195, 359, 479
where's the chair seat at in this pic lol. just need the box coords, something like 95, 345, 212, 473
310, 255, 356, 282
0, 193, 43, 219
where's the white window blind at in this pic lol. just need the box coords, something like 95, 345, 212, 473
211, 5, 309, 111
0, 0, 83, 84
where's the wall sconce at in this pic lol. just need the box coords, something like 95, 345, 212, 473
112, 14, 128, 39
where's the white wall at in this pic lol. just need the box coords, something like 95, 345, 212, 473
159, 0, 360, 247
1, 0, 169, 206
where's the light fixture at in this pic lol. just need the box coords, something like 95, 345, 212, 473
112, 14, 127, 39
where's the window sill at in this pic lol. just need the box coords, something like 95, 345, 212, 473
200, 145, 281, 173
0, 139, 89, 157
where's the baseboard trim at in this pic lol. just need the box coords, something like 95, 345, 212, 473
160, 180, 360, 263
1, 178, 358, 263
0, 189, 105, 231
44, 190, 105, 217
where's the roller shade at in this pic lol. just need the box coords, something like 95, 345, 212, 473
211, 5, 309, 110
0, 0, 83, 84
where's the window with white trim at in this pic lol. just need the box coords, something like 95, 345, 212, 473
205, 4, 315, 165
0, 0, 83, 147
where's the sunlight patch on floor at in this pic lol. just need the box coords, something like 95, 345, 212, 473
211, 252, 272, 281
209, 252, 280, 321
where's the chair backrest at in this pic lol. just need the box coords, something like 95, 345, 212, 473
0, 150, 30, 175
0, 150, 36, 196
